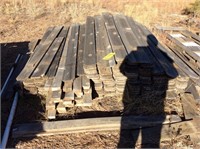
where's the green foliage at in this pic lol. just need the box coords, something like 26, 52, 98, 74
183, 0, 200, 17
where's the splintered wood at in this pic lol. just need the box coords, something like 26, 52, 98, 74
17, 13, 199, 119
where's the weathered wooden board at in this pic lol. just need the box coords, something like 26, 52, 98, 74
17, 27, 57, 80
114, 14, 151, 65
135, 23, 178, 78
77, 24, 86, 76
46, 27, 69, 78
51, 69, 64, 91
95, 15, 115, 67
167, 34, 200, 75
103, 13, 128, 63
83, 17, 97, 69
31, 37, 64, 77
63, 24, 79, 81
73, 76, 83, 97
56, 102, 67, 113
185, 81, 200, 102
181, 30, 200, 43
127, 17, 165, 76
12, 115, 183, 138
181, 93, 198, 119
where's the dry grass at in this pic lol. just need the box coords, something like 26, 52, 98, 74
0, 0, 196, 42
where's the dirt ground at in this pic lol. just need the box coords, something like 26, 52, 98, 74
1, 0, 200, 148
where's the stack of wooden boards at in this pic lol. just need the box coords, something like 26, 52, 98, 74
17, 13, 199, 119
154, 26, 200, 101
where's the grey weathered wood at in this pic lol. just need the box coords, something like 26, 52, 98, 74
43, 78, 53, 92
181, 30, 200, 42
12, 115, 182, 138
46, 27, 69, 78
51, 90, 62, 103
103, 13, 128, 63
46, 40, 65, 78
77, 24, 86, 76
83, 16, 96, 68
47, 109, 56, 120
39, 27, 55, 45
82, 75, 90, 90
185, 81, 200, 102
127, 17, 165, 76
29, 39, 40, 53
51, 69, 64, 91
79, 92, 92, 106
46, 90, 55, 110
95, 15, 115, 68
167, 34, 200, 75
30, 27, 54, 55
147, 26, 200, 84
31, 37, 64, 77
56, 102, 67, 113
154, 26, 185, 32
63, 91, 74, 101
73, 76, 83, 97
29, 26, 63, 67
63, 24, 79, 81
17, 26, 63, 80
50, 27, 73, 90
114, 14, 151, 65
181, 93, 198, 119
135, 22, 178, 78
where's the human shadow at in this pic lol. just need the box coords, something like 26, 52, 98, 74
117, 34, 178, 148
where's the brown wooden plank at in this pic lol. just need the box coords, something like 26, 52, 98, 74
63, 24, 79, 81
31, 37, 64, 78
77, 24, 86, 76
103, 13, 128, 63
12, 115, 183, 138
181, 93, 198, 120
